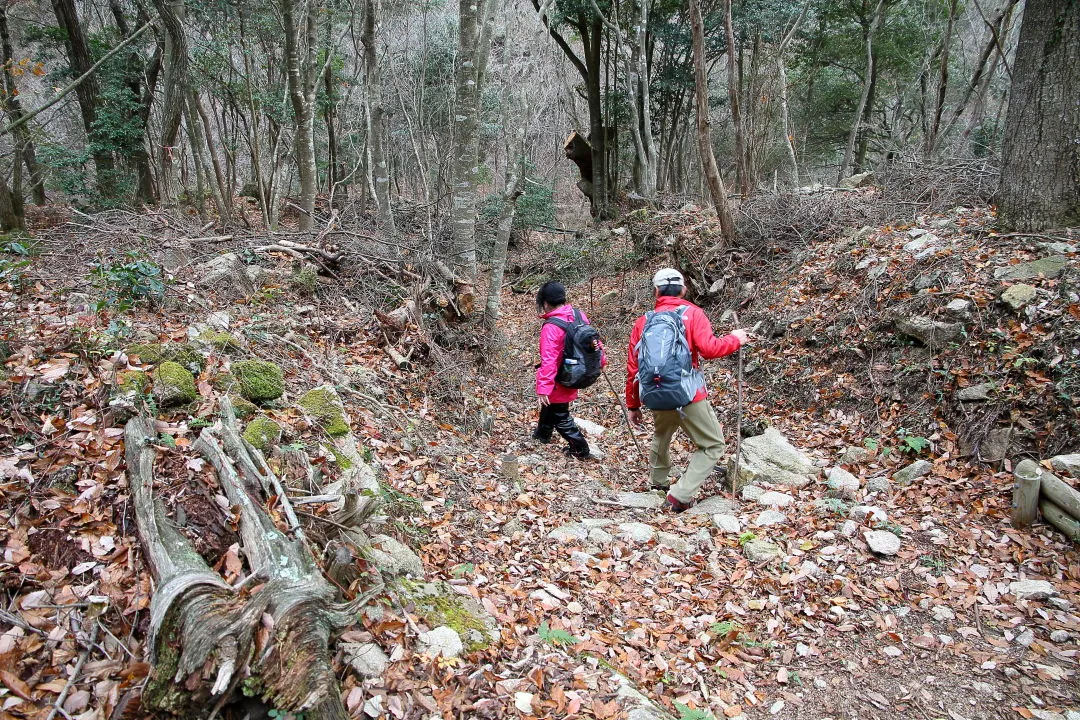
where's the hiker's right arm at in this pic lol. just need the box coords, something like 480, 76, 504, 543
625, 316, 645, 409
688, 307, 743, 360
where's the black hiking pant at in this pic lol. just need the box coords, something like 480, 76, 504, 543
533, 402, 590, 458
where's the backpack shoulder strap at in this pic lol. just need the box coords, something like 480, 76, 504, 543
572, 308, 584, 325
543, 317, 571, 331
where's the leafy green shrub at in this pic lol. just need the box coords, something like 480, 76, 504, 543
89, 251, 166, 311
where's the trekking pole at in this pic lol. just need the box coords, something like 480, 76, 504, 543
731, 313, 745, 507
601, 367, 646, 457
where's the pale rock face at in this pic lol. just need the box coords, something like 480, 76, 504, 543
729, 428, 816, 489
417, 626, 464, 658
1009, 580, 1057, 601
864, 530, 901, 556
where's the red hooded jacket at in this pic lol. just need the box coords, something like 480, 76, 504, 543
536, 304, 606, 403
625, 296, 742, 409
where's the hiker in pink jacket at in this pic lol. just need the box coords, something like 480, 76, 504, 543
534, 281, 605, 459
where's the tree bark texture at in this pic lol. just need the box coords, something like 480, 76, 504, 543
995, 0, 1080, 231
51, 0, 117, 195
153, 0, 189, 206
626, 0, 657, 200
0, 4, 45, 206
838, 0, 885, 183
282, 0, 319, 231
723, 0, 748, 196
450, 0, 484, 275
689, 0, 734, 240
362, 0, 395, 233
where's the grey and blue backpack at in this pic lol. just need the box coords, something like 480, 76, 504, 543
636, 306, 705, 410
544, 309, 604, 390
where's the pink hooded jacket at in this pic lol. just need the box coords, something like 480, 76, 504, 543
536, 304, 606, 403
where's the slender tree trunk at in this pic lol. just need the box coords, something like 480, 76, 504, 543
0, 5, 44, 206
362, 0, 395, 233
838, 0, 885, 183
689, 0, 734, 240
0, 171, 22, 230
153, 0, 188, 206
194, 92, 232, 221
923, 0, 958, 156
109, 0, 157, 205
854, 58, 878, 172
723, 0, 748, 196
995, 0, 1080, 230
627, 0, 657, 200
51, 0, 116, 196
282, 0, 318, 231
585, 14, 608, 219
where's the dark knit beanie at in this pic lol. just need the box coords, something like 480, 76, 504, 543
536, 281, 567, 312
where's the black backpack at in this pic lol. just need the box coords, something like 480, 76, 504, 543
544, 309, 603, 389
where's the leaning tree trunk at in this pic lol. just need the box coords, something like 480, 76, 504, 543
995, 0, 1080, 231
282, 0, 319, 231
838, 0, 885, 183
153, 0, 189, 206
689, 0, 735, 241
125, 402, 380, 719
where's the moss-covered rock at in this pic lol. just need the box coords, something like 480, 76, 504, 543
231, 360, 284, 402
298, 385, 350, 437
403, 580, 500, 651
153, 361, 197, 407
127, 342, 165, 364
243, 415, 283, 452
227, 395, 259, 420
196, 330, 242, 353
164, 343, 205, 372
291, 265, 319, 295
116, 369, 149, 394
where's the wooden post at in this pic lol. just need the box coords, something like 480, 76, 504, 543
1039, 499, 1080, 542
1038, 471, 1080, 520
1011, 459, 1042, 528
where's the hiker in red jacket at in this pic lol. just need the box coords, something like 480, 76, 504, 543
534, 281, 605, 459
626, 269, 749, 512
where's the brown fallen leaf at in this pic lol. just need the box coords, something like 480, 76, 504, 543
0, 669, 32, 701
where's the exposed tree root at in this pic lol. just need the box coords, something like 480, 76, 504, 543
125, 407, 382, 719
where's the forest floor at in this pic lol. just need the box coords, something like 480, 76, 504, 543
1, 202, 1079, 720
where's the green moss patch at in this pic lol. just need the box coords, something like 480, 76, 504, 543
153, 361, 197, 406
127, 342, 165, 364
243, 415, 283, 451
227, 395, 258, 419
116, 370, 149, 394
231, 360, 284, 402
291, 266, 319, 295
405, 581, 498, 652
298, 386, 349, 437
164, 343, 205, 372
197, 330, 242, 353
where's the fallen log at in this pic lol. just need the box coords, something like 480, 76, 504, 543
126, 407, 381, 719
1039, 470, 1080, 520
1039, 498, 1080, 542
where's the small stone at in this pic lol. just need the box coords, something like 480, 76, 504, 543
1049, 597, 1071, 610
743, 539, 782, 563
993, 255, 1068, 281
1015, 629, 1035, 647
616, 522, 656, 543
893, 460, 932, 486
969, 563, 991, 579
588, 528, 614, 544
574, 418, 606, 436
866, 476, 890, 493
368, 535, 424, 577
741, 485, 765, 501
957, 383, 993, 401
1010, 580, 1056, 601
850, 505, 887, 523
895, 316, 964, 345
342, 642, 389, 678
1050, 630, 1070, 643
826, 466, 860, 499
841, 520, 859, 537
757, 490, 794, 507
570, 551, 597, 566
813, 498, 850, 516
839, 446, 870, 464
580, 518, 612, 528
417, 626, 464, 658
754, 510, 787, 527
796, 642, 812, 657
612, 492, 664, 509
501, 518, 524, 536
800, 560, 820, 578
945, 298, 972, 321
747, 599, 766, 610
931, 606, 955, 622
548, 524, 588, 542
656, 532, 690, 552
686, 495, 735, 516
514, 692, 535, 713
864, 530, 901, 555
981, 428, 1011, 462
1000, 283, 1037, 311
882, 645, 902, 657
712, 514, 742, 533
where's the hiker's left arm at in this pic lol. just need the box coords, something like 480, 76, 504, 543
536, 323, 561, 396
688, 307, 743, 360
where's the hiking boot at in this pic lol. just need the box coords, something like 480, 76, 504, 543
650, 478, 671, 490
664, 493, 693, 513
531, 431, 552, 444
563, 446, 593, 460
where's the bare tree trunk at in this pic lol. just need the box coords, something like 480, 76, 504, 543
995, 0, 1080, 230
0, 168, 23, 231
690, 0, 734, 240
362, 0, 395, 233
153, 0, 188, 206
838, 0, 885, 183
194, 92, 232, 221
0, 5, 45, 206
282, 0, 319, 231
627, 0, 657, 200
924, 0, 958, 156
724, 0, 748, 196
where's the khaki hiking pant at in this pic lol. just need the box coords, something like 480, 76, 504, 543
650, 400, 726, 504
